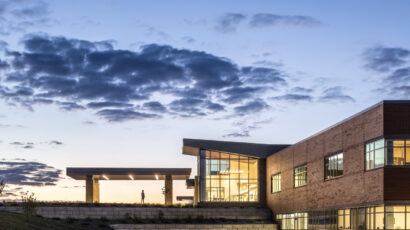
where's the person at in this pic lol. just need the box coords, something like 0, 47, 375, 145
141, 189, 145, 204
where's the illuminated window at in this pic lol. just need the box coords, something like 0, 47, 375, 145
387, 140, 406, 166
325, 152, 343, 180
202, 150, 258, 202
294, 164, 307, 188
271, 173, 281, 193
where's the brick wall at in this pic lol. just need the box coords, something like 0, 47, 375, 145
266, 104, 385, 213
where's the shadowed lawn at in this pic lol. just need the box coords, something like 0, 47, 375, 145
0, 211, 103, 230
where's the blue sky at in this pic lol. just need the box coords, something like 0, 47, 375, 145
0, 0, 409, 203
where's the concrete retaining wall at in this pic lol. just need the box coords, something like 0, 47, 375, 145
111, 223, 277, 230
0, 206, 272, 221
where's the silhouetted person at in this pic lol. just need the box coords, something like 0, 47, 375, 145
141, 190, 145, 204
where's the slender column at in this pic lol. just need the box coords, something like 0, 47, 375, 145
93, 179, 100, 203
85, 175, 100, 203
194, 176, 199, 206
165, 175, 173, 205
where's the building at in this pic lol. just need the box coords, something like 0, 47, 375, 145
183, 101, 410, 230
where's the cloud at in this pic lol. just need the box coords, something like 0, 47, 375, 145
96, 109, 161, 122
49, 140, 63, 145
0, 0, 51, 35
223, 130, 250, 138
10, 141, 34, 149
213, 13, 321, 33
234, 99, 269, 115
0, 159, 62, 186
87, 101, 133, 109
363, 46, 410, 72
142, 101, 167, 113
271, 93, 312, 102
249, 13, 322, 28
0, 33, 290, 121
214, 13, 246, 33
362, 45, 410, 97
319, 87, 355, 103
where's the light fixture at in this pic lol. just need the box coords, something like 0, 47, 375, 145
155, 175, 159, 180
129, 175, 134, 180
102, 175, 109, 180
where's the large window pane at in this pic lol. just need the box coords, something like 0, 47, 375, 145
249, 180, 258, 201
230, 180, 239, 201
375, 213, 384, 229
375, 148, 385, 168
239, 156, 249, 180
239, 179, 249, 201
249, 159, 258, 179
386, 213, 405, 229
201, 150, 258, 202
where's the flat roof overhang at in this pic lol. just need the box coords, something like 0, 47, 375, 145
183, 138, 290, 158
66, 168, 191, 180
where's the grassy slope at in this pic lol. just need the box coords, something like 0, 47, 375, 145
0, 211, 95, 230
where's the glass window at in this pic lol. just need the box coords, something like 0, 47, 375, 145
202, 150, 259, 202
271, 173, 281, 193
386, 140, 406, 166
325, 152, 343, 180
294, 164, 307, 188
366, 139, 385, 170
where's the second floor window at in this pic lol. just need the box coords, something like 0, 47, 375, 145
294, 165, 307, 187
366, 139, 385, 170
325, 152, 343, 180
271, 173, 281, 193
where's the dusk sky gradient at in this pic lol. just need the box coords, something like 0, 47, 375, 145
0, 0, 409, 203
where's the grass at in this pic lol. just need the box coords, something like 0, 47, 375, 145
0, 211, 104, 230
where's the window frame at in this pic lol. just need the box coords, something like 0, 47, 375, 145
294, 164, 308, 188
324, 152, 344, 181
271, 173, 282, 194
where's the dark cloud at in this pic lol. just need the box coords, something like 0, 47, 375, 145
362, 46, 410, 97
319, 87, 355, 103
363, 46, 410, 72
0, 159, 62, 186
234, 99, 269, 115
96, 109, 161, 122
271, 93, 312, 102
142, 101, 167, 113
249, 13, 321, 28
49, 140, 63, 145
223, 130, 250, 138
87, 101, 133, 109
214, 13, 246, 33
10, 141, 34, 149
0, 34, 289, 121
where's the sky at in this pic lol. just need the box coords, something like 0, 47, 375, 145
0, 0, 409, 203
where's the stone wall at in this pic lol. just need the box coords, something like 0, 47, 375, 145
0, 206, 272, 221
111, 223, 277, 230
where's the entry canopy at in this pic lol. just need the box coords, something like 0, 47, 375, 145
66, 168, 191, 180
